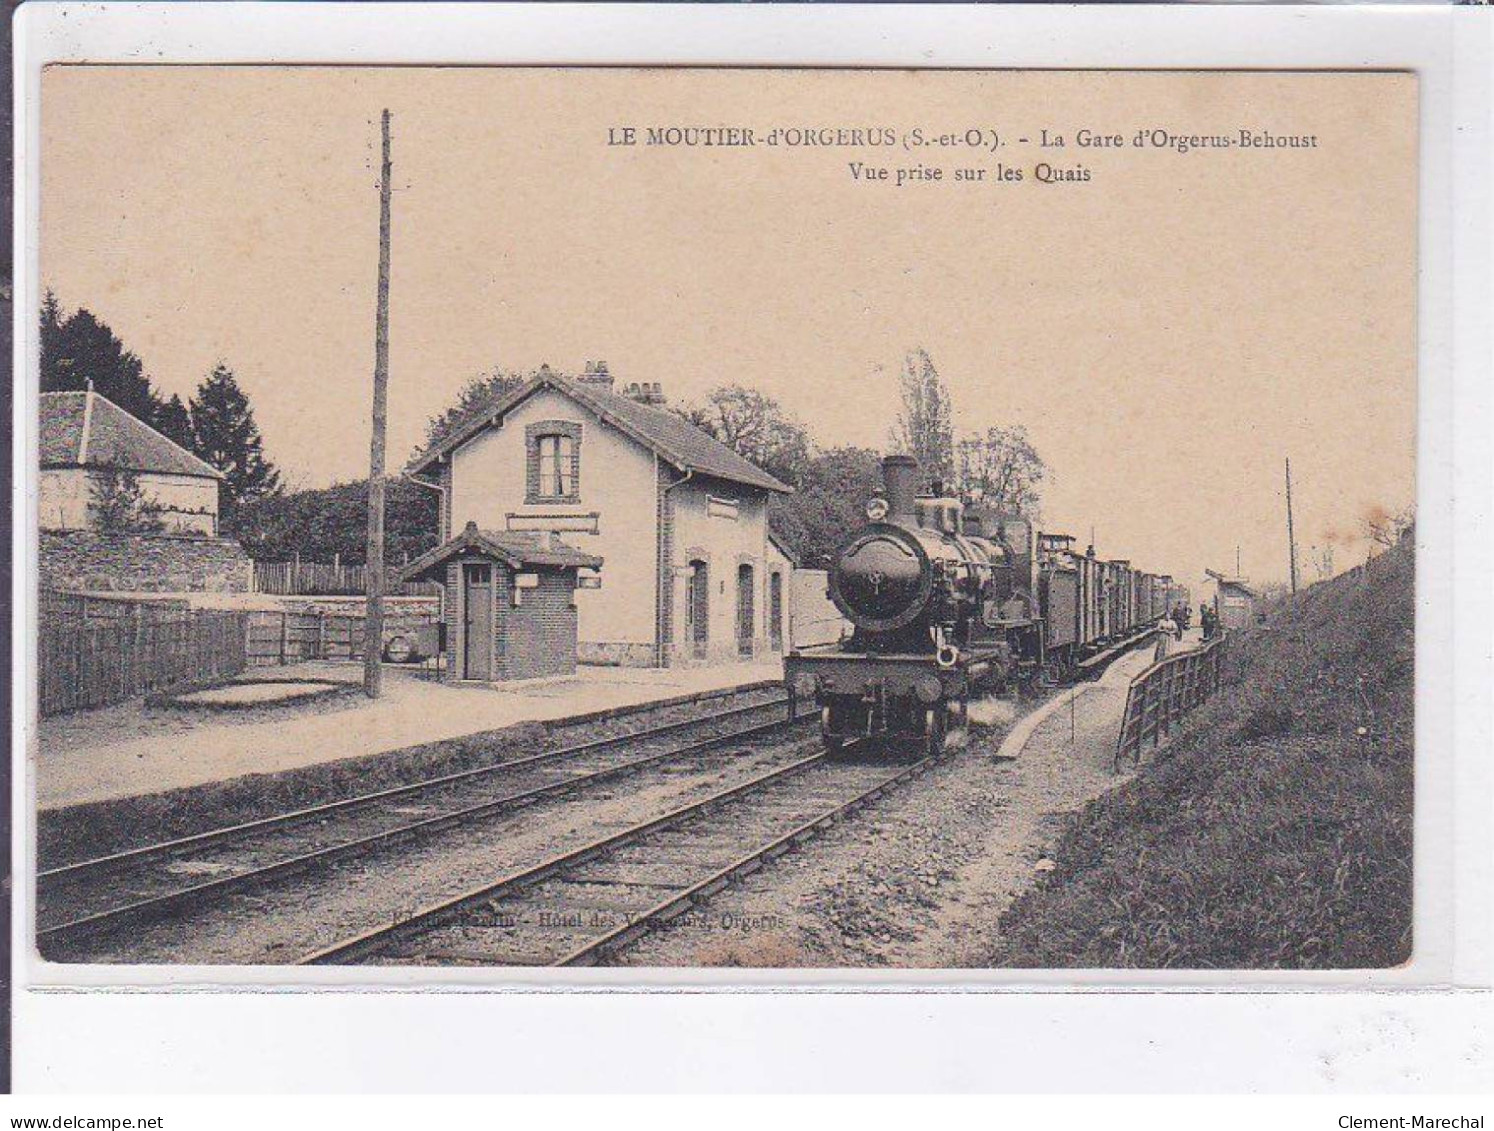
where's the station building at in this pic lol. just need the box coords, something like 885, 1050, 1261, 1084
406, 364, 795, 671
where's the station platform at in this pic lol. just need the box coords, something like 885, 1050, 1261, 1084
34, 658, 785, 811
996, 626, 1205, 764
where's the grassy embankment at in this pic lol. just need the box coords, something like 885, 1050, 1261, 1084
994, 536, 1414, 969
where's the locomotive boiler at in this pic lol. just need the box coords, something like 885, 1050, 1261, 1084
785, 455, 1042, 755
785, 454, 1184, 757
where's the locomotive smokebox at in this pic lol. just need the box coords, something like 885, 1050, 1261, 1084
882, 455, 923, 520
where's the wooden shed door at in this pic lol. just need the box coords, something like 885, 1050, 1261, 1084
737, 564, 755, 657
463, 563, 493, 680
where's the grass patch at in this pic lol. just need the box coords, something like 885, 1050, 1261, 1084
992, 539, 1414, 969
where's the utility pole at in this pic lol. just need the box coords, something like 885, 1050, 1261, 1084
363, 109, 393, 698
1285, 456, 1299, 595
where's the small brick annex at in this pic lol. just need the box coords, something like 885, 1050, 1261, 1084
399, 522, 602, 683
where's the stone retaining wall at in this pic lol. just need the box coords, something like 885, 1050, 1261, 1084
40, 530, 253, 594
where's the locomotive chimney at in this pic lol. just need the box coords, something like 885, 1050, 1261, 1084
881, 455, 922, 520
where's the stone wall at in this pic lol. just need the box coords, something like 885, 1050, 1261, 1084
577, 640, 659, 667
40, 530, 253, 594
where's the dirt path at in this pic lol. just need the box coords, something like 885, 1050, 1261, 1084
618, 647, 1157, 968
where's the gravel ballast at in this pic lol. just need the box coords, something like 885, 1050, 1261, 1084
618, 649, 1158, 968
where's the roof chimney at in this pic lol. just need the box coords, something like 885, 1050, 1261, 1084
620, 377, 667, 406
578, 359, 614, 391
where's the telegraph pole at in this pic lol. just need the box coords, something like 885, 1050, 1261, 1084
363, 109, 392, 698
1285, 457, 1299, 595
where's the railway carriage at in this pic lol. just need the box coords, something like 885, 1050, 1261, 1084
1137, 572, 1155, 629
785, 455, 1185, 757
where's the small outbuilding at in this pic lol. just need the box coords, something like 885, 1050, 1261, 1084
400, 522, 603, 683
41, 388, 224, 535
1206, 569, 1257, 631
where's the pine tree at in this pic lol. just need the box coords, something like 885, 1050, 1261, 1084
189, 363, 282, 518
39, 295, 162, 424
154, 394, 195, 451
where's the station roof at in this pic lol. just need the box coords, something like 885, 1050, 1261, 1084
1205, 568, 1256, 596
399, 521, 603, 583
406, 369, 791, 495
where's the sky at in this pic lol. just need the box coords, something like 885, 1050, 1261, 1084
40, 67, 1417, 592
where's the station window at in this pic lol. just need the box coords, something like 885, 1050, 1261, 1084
536, 434, 575, 498
526, 421, 582, 503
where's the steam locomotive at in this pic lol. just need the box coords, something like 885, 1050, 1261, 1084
784, 455, 1188, 756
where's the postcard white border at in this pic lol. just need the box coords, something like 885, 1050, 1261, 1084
11, 1, 1492, 1092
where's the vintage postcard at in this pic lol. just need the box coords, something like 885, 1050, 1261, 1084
25, 64, 1417, 976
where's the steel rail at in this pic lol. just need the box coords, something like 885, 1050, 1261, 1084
557, 748, 941, 966
299, 745, 832, 965
42, 691, 790, 883
40, 704, 806, 952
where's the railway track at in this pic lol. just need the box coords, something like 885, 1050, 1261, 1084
38, 691, 804, 958
303, 743, 947, 967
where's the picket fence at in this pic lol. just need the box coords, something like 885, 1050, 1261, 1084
253, 559, 439, 598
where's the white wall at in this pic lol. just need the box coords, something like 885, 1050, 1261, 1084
790, 568, 849, 648
39, 468, 217, 535
670, 482, 775, 661
140, 472, 219, 534
765, 537, 793, 650
447, 387, 659, 648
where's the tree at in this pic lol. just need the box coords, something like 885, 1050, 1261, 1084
1310, 544, 1335, 583
955, 423, 1046, 516
1364, 504, 1415, 553
770, 446, 885, 569
40, 293, 163, 425
189, 363, 281, 518
421, 367, 531, 454
890, 348, 954, 489
676, 385, 811, 486
89, 463, 166, 534
231, 478, 439, 565
155, 394, 195, 451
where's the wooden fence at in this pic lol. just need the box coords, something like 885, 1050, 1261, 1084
253, 559, 439, 597
40, 608, 248, 717
1113, 634, 1228, 770
244, 609, 434, 666
38, 589, 440, 715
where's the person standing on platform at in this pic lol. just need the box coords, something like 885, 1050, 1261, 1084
1155, 612, 1177, 661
